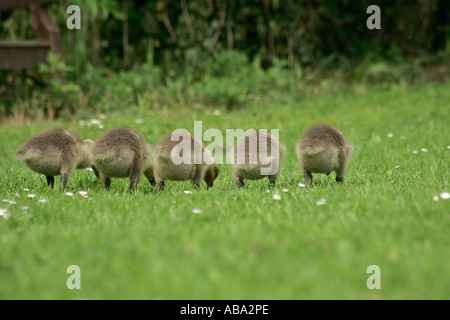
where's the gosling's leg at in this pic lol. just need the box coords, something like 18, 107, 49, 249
157, 180, 165, 194
102, 177, 111, 190
60, 173, 68, 190
46, 176, 55, 188
304, 171, 312, 187
336, 176, 344, 184
236, 178, 244, 190
268, 175, 277, 188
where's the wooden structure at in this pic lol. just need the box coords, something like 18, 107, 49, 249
0, 0, 63, 70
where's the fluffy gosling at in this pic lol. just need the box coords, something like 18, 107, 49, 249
296, 124, 352, 186
231, 129, 286, 189
90, 127, 155, 192
15, 128, 94, 189
153, 129, 219, 193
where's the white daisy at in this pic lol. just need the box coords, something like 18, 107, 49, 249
0, 208, 10, 219
440, 192, 450, 200
192, 208, 202, 214
316, 198, 326, 206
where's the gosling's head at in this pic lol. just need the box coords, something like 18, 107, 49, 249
77, 139, 98, 176
80, 139, 95, 165
204, 162, 220, 189
84, 139, 95, 148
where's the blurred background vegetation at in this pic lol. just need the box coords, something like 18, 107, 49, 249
0, 0, 449, 120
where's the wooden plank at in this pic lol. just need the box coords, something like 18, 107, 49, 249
0, 0, 65, 81
0, 0, 54, 11
0, 40, 50, 48
0, 43, 49, 70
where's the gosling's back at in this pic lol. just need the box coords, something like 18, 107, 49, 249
91, 127, 150, 178
16, 128, 84, 176
232, 129, 286, 179
153, 130, 210, 181
296, 124, 352, 184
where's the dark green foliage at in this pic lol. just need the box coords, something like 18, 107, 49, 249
0, 0, 449, 119
50, 0, 449, 71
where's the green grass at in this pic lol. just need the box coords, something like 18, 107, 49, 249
0, 81, 449, 299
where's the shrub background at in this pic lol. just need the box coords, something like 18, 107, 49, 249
0, 0, 449, 119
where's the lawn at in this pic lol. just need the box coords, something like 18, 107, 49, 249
0, 81, 449, 299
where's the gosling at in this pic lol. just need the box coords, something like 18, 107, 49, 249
153, 129, 219, 193
231, 129, 286, 189
15, 128, 94, 189
90, 127, 155, 192
296, 124, 352, 186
